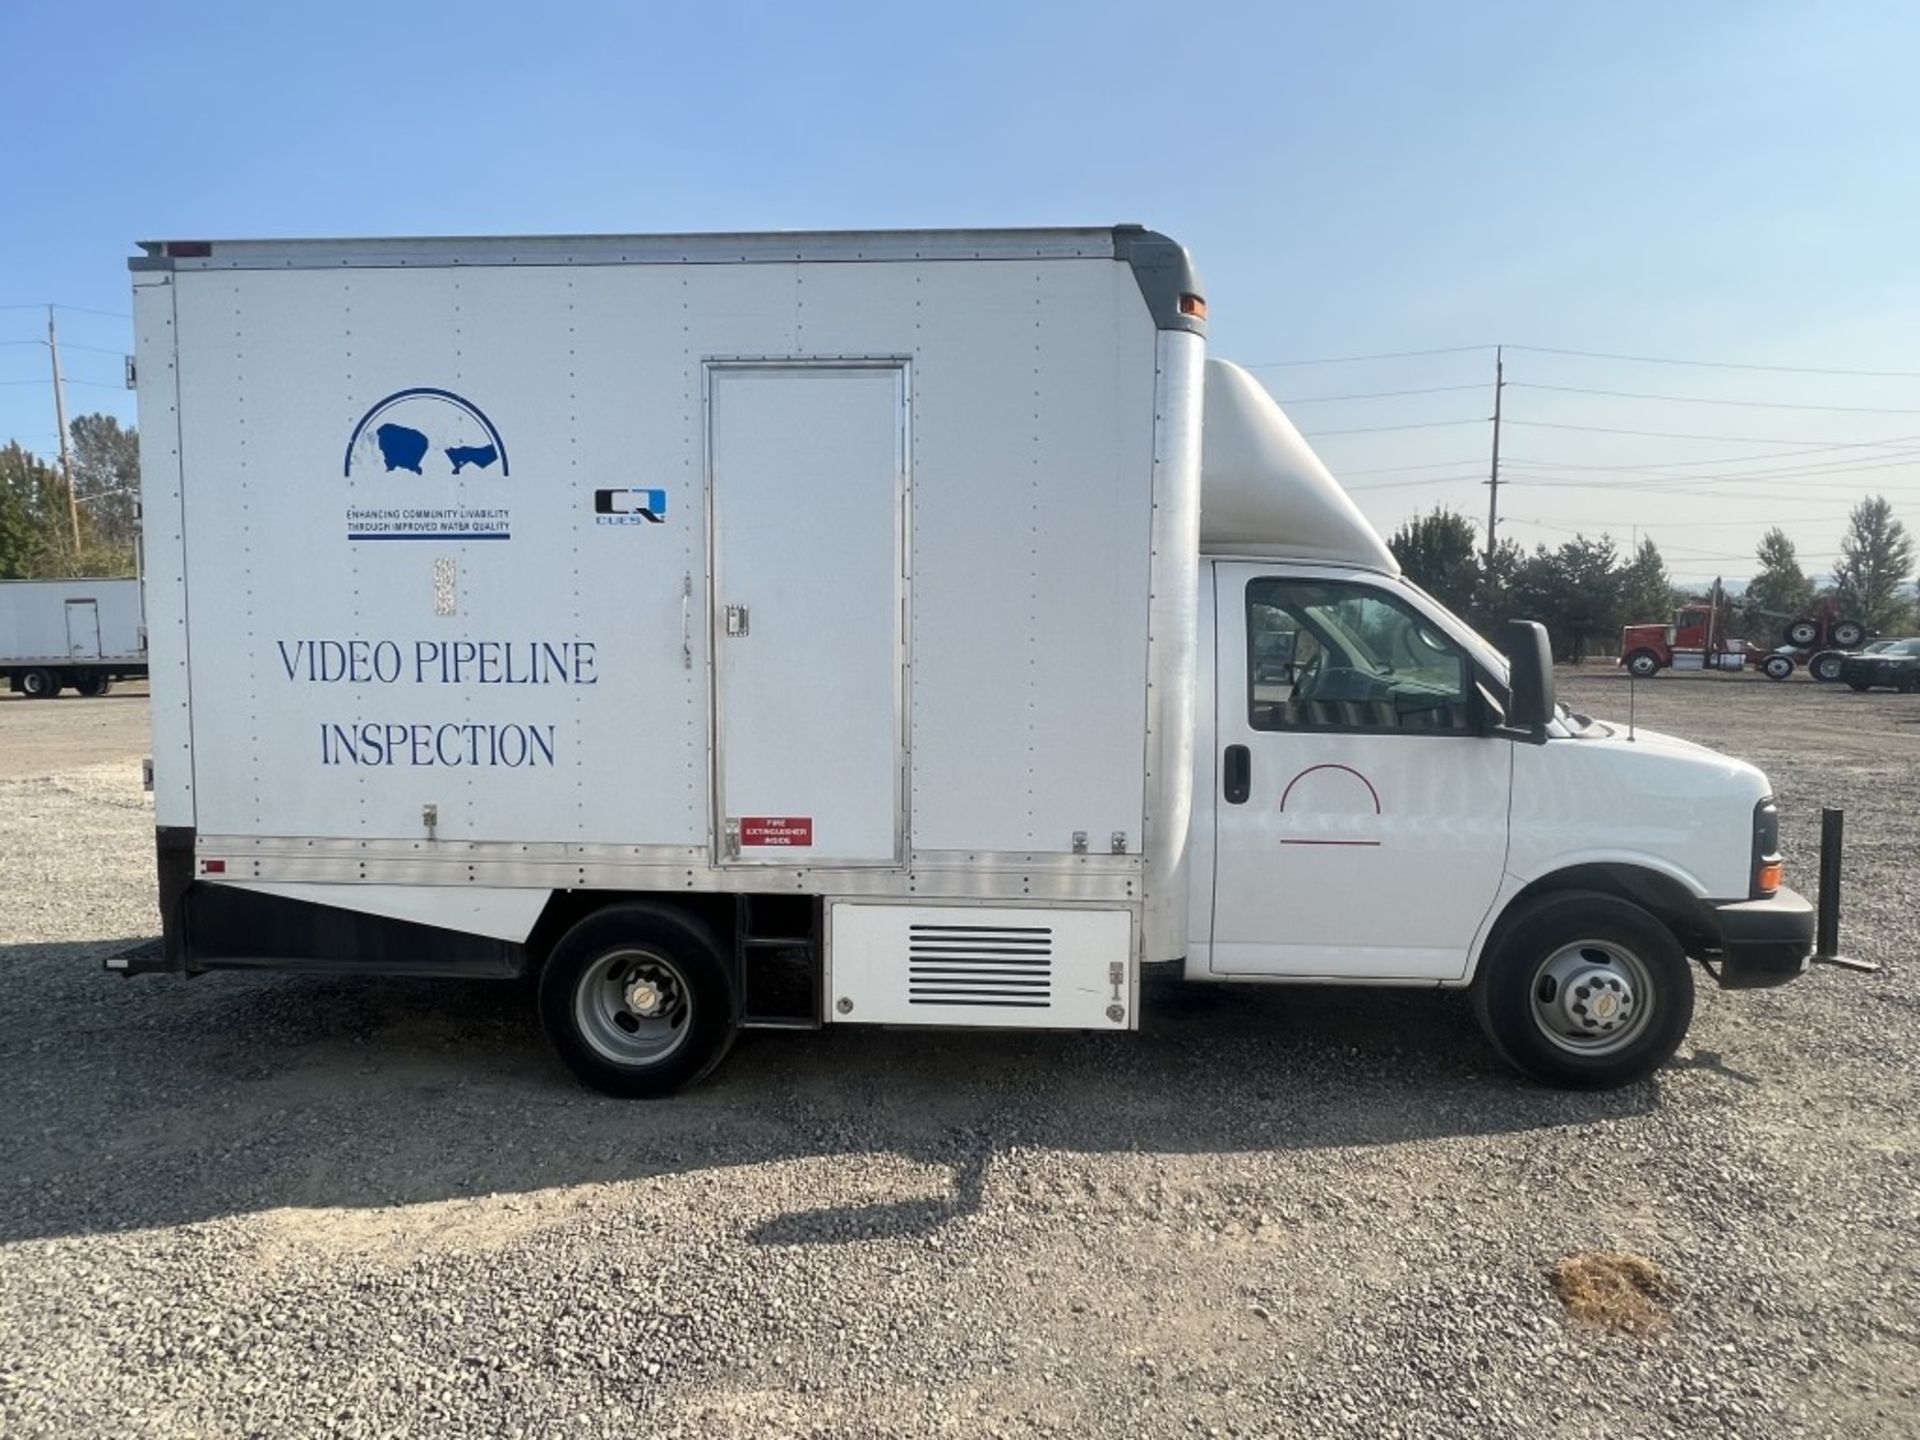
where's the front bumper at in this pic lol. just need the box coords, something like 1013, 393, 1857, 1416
1709, 887, 1814, 989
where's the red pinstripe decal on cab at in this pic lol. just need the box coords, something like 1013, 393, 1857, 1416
1278, 763, 1383, 813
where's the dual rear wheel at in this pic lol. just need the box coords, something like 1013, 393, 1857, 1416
538, 905, 737, 1098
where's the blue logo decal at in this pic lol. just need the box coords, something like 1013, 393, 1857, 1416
594, 487, 667, 524
344, 389, 509, 478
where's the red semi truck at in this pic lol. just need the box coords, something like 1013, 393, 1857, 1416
1621, 598, 1865, 682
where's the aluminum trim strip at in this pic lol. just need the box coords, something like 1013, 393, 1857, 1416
138, 229, 1121, 272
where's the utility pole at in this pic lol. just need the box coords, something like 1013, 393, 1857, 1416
1484, 344, 1504, 565
47, 305, 80, 553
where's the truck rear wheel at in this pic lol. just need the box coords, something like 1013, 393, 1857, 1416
1471, 892, 1694, 1089
1810, 652, 1845, 683
71, 672, 112, 697
1762, 654, 1794, 680
538, 904, 737, 1097
1624, 649, 1662, 678
16, 668, 59, 699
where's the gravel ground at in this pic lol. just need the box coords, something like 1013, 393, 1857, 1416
0, 672, 1915, 1438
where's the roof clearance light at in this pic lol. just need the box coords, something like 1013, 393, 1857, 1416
1179, 293, 1207, 319
165, 241, 213, 258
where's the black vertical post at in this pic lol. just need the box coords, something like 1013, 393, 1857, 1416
1816, 808, 1843, 959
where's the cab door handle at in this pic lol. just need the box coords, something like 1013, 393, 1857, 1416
1224, 744, 1251, 805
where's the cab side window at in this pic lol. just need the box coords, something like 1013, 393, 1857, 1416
1247, 578, 1472, 733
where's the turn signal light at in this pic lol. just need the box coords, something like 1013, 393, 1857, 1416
1179, 293, 1207, 319
1755, 860, 1783, 895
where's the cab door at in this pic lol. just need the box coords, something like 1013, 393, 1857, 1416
1204, 564, 1512, 980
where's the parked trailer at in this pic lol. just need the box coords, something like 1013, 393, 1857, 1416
1, 577, 147, 697
114, 227, 1817, 1094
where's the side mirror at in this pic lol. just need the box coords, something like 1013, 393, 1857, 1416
1502, 620, 1555, 741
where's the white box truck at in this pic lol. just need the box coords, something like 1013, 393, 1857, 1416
2, 576, 147, 697
114, 226, 1815, 1094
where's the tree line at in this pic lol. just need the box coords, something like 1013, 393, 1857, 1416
1389, 495, 1917, 661
0, 415, 141, 578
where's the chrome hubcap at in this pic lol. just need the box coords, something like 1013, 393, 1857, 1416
575, 949, 690, 1066
1530, 941, 1654, 1057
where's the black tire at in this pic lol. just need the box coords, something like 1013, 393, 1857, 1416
1847, 680, 1871, 692
1831, 619, 1867, 650
1471, 891, 1695, 1089
537, 903, 737, 1097
1810, 652, 1845, 683
1899, 672, 1919, 695
16, 668, 59, 699
71, 672, 111, 698
1784, 617, 1819, 648
1624, 648, 1662, 678
1762, 654, 1794, 681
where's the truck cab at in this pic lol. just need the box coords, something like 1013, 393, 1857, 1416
1184, 359, 1813, 1086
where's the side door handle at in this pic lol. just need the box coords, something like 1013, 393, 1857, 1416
1223, 744, 1251, 805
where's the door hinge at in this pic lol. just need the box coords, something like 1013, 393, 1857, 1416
723, 818, 741, 859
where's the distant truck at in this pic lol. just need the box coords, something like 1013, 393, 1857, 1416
1621, 597, 1866, 682
0, 577, 147, 697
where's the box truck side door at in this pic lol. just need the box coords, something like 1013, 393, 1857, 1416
708, 362, 907, 867
1205, 563, 1510, 980
65, 599, 102, 660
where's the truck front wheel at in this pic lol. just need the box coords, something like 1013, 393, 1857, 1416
1471, 893, 1694, 1089
1624, 649, 1662, 678
538, 904, 737, 1098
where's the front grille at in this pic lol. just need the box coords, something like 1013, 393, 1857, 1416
907, 924, 1053, 1008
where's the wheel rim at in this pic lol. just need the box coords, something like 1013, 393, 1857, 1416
573, 947, 692, 1067
1765, 658, 1791, 679
1528, 939, 1656, 1057
1629, 655, 1656, 677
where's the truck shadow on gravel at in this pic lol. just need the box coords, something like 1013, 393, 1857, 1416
1, 941, 1662, 1245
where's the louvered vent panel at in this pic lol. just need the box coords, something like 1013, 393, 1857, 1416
907, 924, 1053, 1008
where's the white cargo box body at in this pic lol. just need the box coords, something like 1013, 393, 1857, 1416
0, 578, 146, 666
132, 228, 1204, 1028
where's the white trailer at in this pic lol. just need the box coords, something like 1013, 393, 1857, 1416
1, 577, 147, 697
116, 227, 1817, 1094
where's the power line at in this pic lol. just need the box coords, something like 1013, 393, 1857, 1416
1337, 456, 1488, 476
1505, 418, 1920, 446
0, 302, 130, 320
1302, 417, 1488, 438
1243, 344, 1494, 369
1510, 513, 1854, 530
1509, 381, 1920, 415
1346, 472, 1496, 491
1274, 383, 1486, 403
1506, 343, 1920, 379
1502, 438, 1920, 471
1506, 448, 1920, 479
